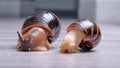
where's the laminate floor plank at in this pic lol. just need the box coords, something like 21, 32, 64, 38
0, 18, 120, 68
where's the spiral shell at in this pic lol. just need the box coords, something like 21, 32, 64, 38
22, 10, 61, 43
67, 19, 101, 51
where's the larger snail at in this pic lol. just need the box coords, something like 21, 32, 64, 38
17, 10, 61, 51
60, 19, 101, 53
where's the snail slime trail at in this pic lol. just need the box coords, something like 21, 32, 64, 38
17, 10, 61, 51
60, 20, 101, 53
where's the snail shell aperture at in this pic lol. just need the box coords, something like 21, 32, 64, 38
60, 19, 101, 53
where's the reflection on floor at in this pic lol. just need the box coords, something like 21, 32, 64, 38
0, 18, 120, 68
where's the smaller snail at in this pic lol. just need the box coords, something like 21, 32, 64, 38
60, 20, 101, 53
17, 10, 61, 51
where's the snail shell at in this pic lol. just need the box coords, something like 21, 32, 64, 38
17, 10, 61, 51
60, 19, 101, 53
22, 10, 61, 43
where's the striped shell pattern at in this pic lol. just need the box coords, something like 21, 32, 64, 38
67, 20, 101, 50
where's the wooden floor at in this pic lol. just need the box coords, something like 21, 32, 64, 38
0, 18, 120, 68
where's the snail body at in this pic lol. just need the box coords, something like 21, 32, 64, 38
17, 10, 61, 51
60, 20, 101, 53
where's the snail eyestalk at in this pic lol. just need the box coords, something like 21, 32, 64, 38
17, 31, 23, 43
17, 31, 31, 51
60, 30, 84, 53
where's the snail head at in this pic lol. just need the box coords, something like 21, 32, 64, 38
17, 27, 51, 51
17, 31, 31, 51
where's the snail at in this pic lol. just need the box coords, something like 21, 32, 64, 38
17, 10, 61, 51
60, 19, 101, 53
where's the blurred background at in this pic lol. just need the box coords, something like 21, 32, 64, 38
0, 0, 120, 68
0, 0, 120, 24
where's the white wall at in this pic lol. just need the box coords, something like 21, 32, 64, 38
78, 0, 120, 24
96, 0, 120, 23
